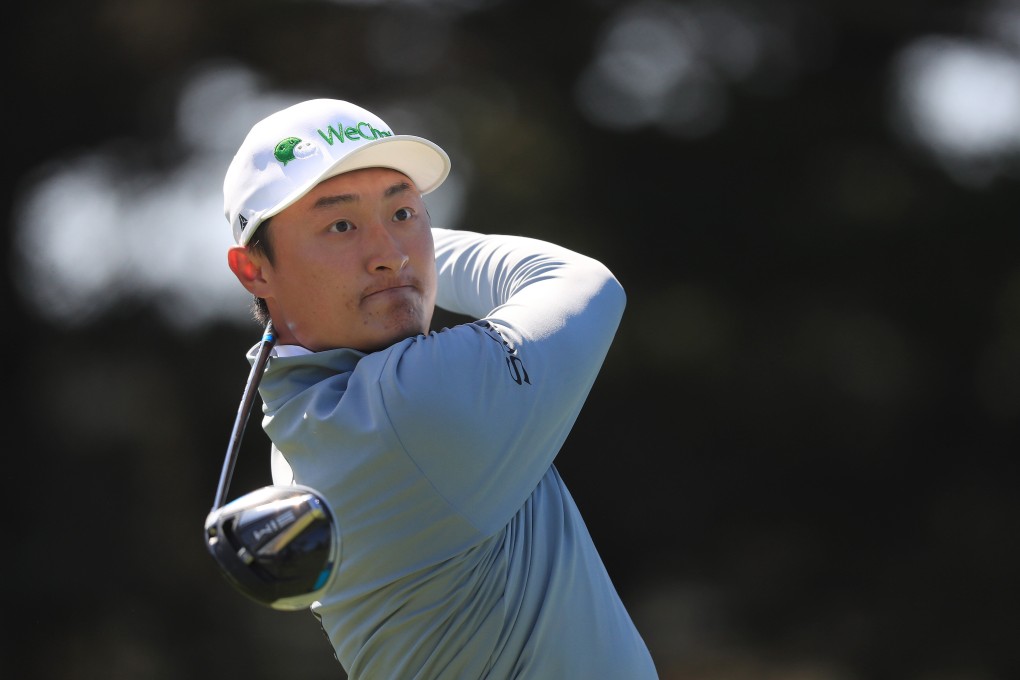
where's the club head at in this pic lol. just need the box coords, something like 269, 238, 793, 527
205, 485, 339, 611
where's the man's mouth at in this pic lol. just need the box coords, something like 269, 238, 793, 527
364, 284, 415, 300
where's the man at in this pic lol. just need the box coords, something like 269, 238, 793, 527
222, 98, 657, 678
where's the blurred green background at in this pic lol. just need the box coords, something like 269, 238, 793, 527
6, 1, 1019, 678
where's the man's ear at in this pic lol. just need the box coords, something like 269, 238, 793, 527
227, 246, 269, 296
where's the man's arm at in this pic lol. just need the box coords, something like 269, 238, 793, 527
374, 228, 627, 530
432, 227, 626, 345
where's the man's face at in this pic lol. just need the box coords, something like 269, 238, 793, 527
256, 167, 438, 352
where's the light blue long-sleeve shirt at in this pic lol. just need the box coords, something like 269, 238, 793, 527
253, 228, 657, 679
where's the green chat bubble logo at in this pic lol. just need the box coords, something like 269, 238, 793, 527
274, 137, 319, 165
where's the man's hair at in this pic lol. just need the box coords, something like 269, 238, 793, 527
247, 219, 274, 326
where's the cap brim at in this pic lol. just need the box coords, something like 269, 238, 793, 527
239, 135, 450, 245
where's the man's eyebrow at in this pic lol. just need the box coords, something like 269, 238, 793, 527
311, 181, 414, 210
384, 181, 414, 198
311, 193, 356, 209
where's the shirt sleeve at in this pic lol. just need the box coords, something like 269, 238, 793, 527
376, 227, 626, 534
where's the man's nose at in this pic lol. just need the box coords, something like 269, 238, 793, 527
365, 222, 410, 272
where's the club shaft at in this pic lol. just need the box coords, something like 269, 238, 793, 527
211, 322, 277, 510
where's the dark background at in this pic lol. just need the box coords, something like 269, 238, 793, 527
6, 1, 1019, 678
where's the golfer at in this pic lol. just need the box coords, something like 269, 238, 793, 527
222, 98, 658, 679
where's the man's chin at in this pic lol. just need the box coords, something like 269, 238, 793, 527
363, 315, 429, 352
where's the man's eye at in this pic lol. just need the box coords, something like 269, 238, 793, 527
393, 207, 414, 222
329, 220, 354, 233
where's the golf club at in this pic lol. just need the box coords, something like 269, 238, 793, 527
204, 322, 338, 610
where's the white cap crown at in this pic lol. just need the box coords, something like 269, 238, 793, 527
224, 99, 451, 245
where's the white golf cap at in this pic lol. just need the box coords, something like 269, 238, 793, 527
223, 98, 451, 245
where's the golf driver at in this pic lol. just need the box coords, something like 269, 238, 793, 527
204, 322, 338, 611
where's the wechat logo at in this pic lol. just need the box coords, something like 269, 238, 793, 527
274, 137, 319, 165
